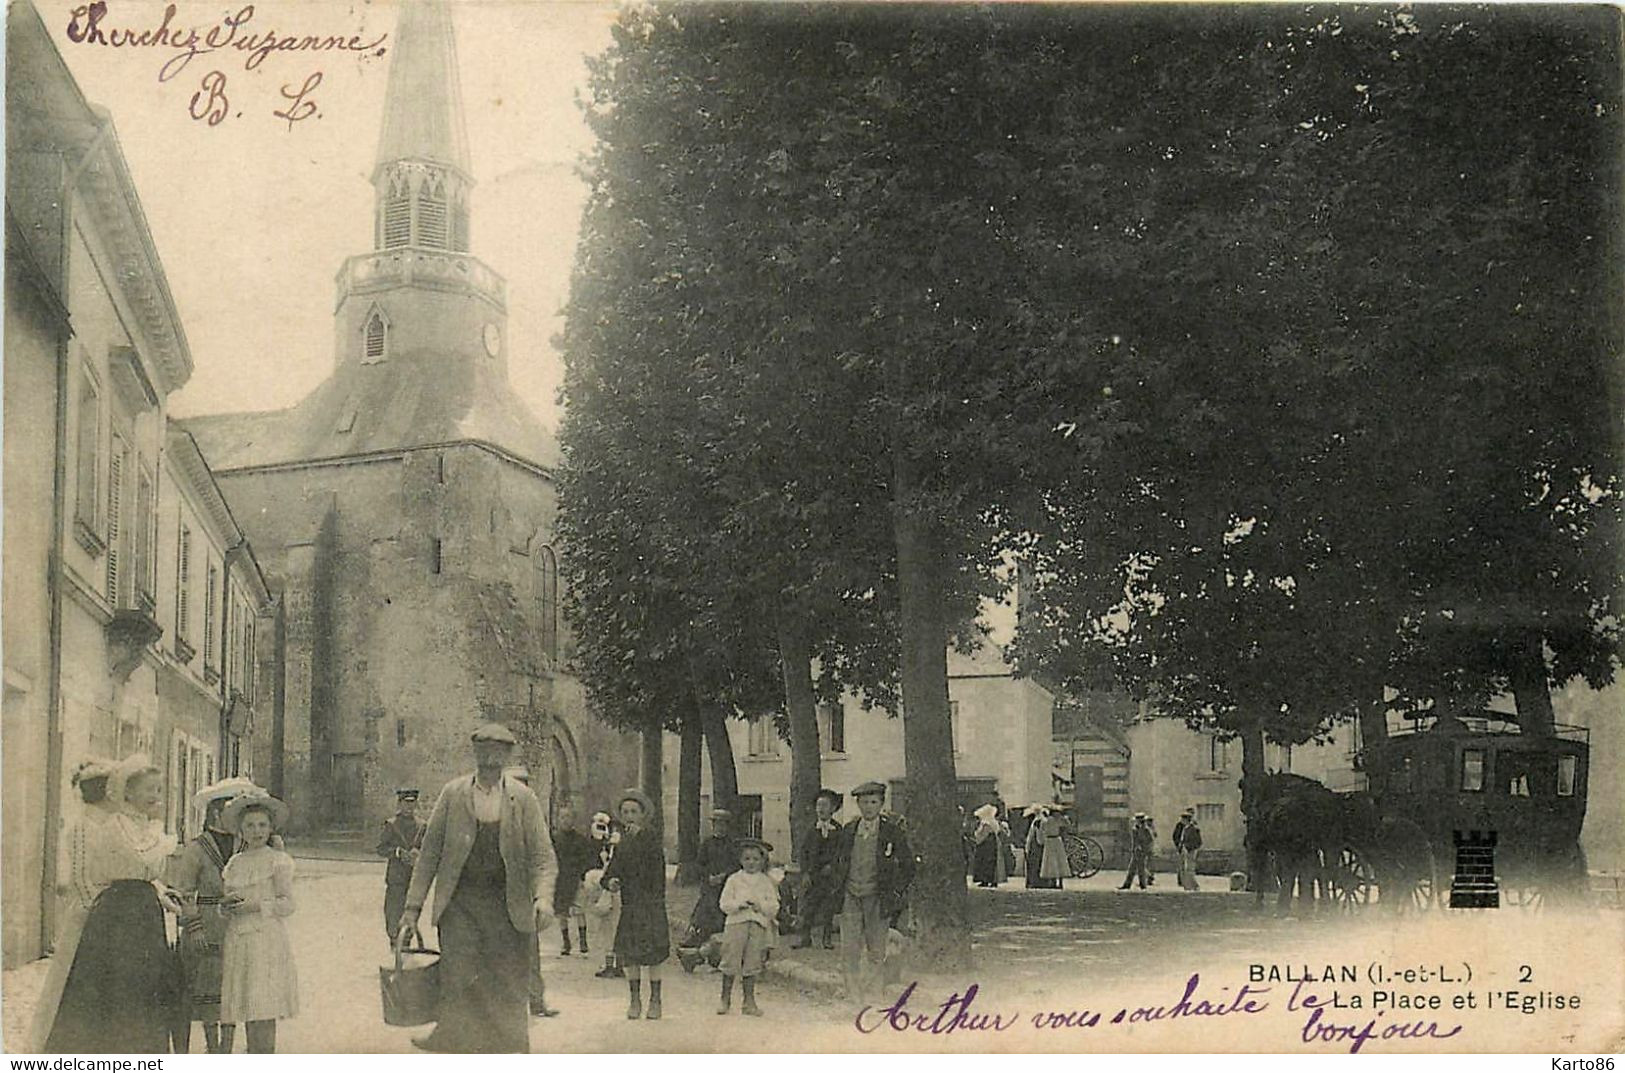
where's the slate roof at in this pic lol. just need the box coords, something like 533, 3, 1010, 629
182, 344, 557, 472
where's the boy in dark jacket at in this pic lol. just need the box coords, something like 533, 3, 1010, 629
828, 782, 916, 1002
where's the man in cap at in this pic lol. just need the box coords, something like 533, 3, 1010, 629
377, 788, 424, 943
1173, 807, 1203, 890
400, 724, 557, 1052
1119, 812, 1154, 890
828, 782, 915, 1002
682, 807, 738, 947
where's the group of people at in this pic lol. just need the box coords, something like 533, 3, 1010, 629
30, 755, 300, 1054
1119, 808, 1205, 890
673, 782, 917, 1009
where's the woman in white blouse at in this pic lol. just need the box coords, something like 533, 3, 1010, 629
31, 754, 183, 1052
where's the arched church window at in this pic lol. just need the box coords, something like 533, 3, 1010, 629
417, 177, 448, 250
538, 545, 558, 665
383, 176, 411, 249
363, 308, 388, 364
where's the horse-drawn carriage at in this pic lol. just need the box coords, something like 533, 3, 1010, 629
1254, 710, 1590, 912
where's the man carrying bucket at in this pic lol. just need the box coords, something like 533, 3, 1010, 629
398, 723, 557, 1052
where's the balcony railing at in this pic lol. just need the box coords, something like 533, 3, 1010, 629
336, 248, 506, 308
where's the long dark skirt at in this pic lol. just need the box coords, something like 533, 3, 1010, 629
426, 885, 530, 1053
972, 837, 999, 886
46, 881, 180, 1053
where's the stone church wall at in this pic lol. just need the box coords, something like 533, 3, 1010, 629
214, 441, 636, 834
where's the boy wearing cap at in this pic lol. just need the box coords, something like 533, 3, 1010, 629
792, 789, 843, 950
399, 723, 558, 1053
377, 788, 423, 943
717, 839, 778, 1015
828, 782, 915, 1002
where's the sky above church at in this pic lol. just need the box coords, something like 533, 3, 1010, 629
49, 0, 616, 429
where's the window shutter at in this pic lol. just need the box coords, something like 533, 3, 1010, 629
177, 526, 191, 646
417, 178, 448, 249
105, 443, 123, 603
204, 564, 218, 668
384, 176, 411, 248
134, 469, 155, 604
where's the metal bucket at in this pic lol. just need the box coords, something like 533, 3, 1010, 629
379, 930, 441, 1027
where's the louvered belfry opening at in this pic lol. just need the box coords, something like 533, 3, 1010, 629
383, 174, 412, 249
364, 310, 387, 362
417, 177, 448, 249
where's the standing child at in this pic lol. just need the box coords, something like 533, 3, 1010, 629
218, 792, 298, 1053
600, 789, 669, 1019
716, 839, 779, 1016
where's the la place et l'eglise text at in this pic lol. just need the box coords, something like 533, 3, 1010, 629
65, 2, 389, 83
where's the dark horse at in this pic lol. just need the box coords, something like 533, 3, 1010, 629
1246, 773, 1378, 914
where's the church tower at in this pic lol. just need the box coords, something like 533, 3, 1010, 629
335, 0, 511, 393
184, 0, 638, 838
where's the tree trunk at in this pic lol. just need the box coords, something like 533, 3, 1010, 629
1508, 631, 1556, 739
1237, 720, 1268, 901
700, 701, 740, 815
778, 612, 822, 869
675, 714, 703, 885
891, 471, 971, 969
640, 723, 665, 841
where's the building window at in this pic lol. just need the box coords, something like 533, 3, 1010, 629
383, 175, 411, 249
417, 177, 448, 249
430, 538, 443, 575
133, 467, 156, 609
363, 310, 387, 364
175, 524, 193, 654
105, 436, 126, 603
243, 618, 256, 697
397, 719, 407, 748
74, 369, 102, 536
1195, 803, 1224, 825
747, 717, 779, 758
1460, 748, 1486, 793
817, 701, 846, 755
203, 563, 220, 673
1557, 754, 1577, 797
1209, 735, 1232, 774
538, 546, 558, 664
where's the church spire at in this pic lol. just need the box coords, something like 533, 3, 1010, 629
371, 0, 473, 253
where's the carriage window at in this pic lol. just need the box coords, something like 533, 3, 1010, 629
1460, 749, 1485, 793
1557, 755, 1577, 797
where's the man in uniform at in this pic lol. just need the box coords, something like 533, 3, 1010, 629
376, 788, 423, 942
399, 724, 557, 1052
828, 782, 915, 1002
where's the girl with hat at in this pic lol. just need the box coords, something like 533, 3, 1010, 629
169, 776, 258, 1052
218, 791, 299, 1053
32, 754, 183, 1052
716, 838, 779, 1016
599, 787, 670, 1019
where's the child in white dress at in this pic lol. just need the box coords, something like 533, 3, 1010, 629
219, 792, 298, 1053
716, 839, 779, 1016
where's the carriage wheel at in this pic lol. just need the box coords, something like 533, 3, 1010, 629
1063, 833, 1104, 879
1375, 819, 1438, 914
1328, 846, 1377, 911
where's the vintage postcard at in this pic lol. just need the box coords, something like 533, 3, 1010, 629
3, 0, 1622, 1056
